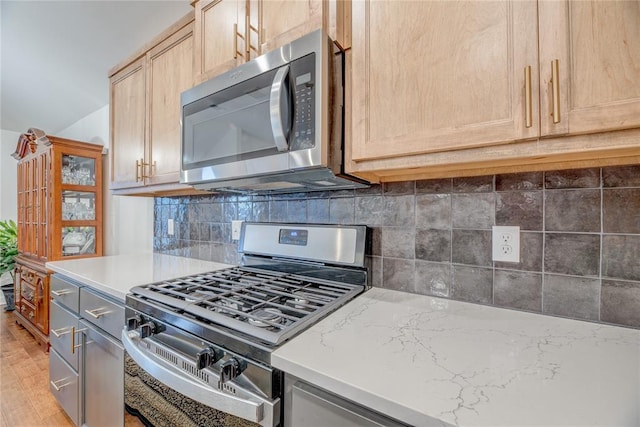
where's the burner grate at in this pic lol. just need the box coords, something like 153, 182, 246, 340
131, 266, 364, 345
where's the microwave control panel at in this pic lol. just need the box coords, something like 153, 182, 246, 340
291, 53, 316, 151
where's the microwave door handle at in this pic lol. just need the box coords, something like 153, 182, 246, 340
269, 65, 290, 152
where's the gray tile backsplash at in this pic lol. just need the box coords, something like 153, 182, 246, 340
154, 164, 640, 328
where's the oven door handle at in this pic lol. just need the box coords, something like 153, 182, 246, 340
122, 328, 278, 427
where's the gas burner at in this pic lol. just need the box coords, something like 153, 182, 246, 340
216, 298, 246, 315
184, 290, 216, 303
248, 308, 283, 328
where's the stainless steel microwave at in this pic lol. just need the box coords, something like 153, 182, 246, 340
180, 30, 368, 193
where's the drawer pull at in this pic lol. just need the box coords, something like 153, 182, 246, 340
51, 289, 73, 297
71, 327, 88, 354
50, 378, 73, 391
84, 307, 112, 319
51, 327, 72, 338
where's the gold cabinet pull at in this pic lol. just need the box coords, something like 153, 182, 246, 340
136, 158, 155, 181
71, 326, 87, 354
50, 327, 72, 338
50, 378, 73, 391
135, 159, 142, 182
246, 15, 260, 58
551, 59, 560, 124
524, 65, 532, 128
234, 23, 245, 59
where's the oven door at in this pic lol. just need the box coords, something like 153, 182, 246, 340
122, 328, 281, 427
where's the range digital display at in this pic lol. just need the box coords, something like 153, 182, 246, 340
279, 229, 309, 246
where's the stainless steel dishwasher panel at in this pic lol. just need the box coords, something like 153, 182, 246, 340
81, 319, 124, 427
286, 379, 410, 427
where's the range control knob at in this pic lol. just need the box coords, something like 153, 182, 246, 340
196, 347, 224, 370
219, 358, 248, 383
126, 315, 142, 331
138, 322, 156, 339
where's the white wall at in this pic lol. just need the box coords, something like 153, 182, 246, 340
1, 105, 154, 256
57, 105, 153, 256
0, 129, 20, 221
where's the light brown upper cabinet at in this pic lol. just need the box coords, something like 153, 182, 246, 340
538, 1, 640, 137
347, 0, 640, 182
110, 13, 198, 195
194, 0, 344, 82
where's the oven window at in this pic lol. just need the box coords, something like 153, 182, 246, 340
125, 353, 261, 427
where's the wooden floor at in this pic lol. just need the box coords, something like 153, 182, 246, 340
0, 310, 74, 427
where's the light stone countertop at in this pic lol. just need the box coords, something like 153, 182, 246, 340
272, 287, 640, 427
46, 253, 231, 302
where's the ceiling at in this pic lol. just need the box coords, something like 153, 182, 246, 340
1, 0, 193, 135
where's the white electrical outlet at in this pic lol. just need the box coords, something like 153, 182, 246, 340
492, 226, 520, 262
168, 218, 174, 236
231, 220, 243, 241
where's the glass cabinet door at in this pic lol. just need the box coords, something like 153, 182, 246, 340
62, 154, 96, 186
62, 227, 96, 257
62, 191, 96, 220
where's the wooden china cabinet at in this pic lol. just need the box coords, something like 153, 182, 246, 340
12, 129, 103, 347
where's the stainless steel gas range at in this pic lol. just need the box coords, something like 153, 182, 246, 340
122, 223, 369, 427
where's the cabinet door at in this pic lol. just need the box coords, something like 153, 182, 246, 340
260, 0, 323, 54
195, 0, 243, 81
350, 1, 539, 163
110, 57, 146, 190
81, 320, 124, 427
539, 0, 640, 137
147, 23, 195, 186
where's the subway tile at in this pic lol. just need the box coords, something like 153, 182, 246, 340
287, 200, 307, 223
355, 184, 383, 196
307, 198, 329, 224
602, 235, 640, 281
545, 189, 601, 232
382, 227, 415, 259
453, 175, 494, 193
200, 203, 223, 222
415, 261, 451, 297
416, 178, 453, 194
329, 197, 355, 224
237, 202, 252, 221
416, 194, 451, 229
494, 270, 542, 312
451, 230, 492, 267
269, 200, 287, 223
601, 280, 640, 328
383, 181, 415, 195
451, 265, 493, 304
452, 193, 495, 229
223, 202, 238, 222
603, 189, 640, 234
495, 232, 543, 272
382, 258, 415, 293
495, 191, 543, 230
369, 256, 383, 288
496, 172, 543, 191
383, 195, 415, 226
545, 168, 600, 189
370, 227, 382, 257
415, 229, 451, 262
544, 233, 600, 277
543, 274, 600, 321
210, 223, 225, 243
602, 165, 640, 187
251, 201, 270, 222
355, 196, 384, 226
